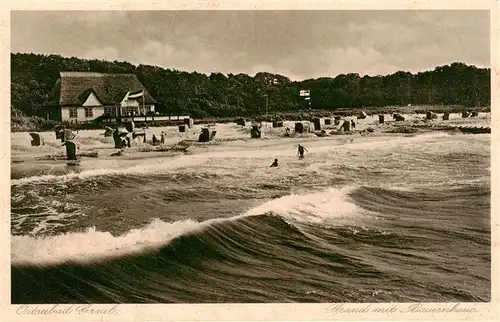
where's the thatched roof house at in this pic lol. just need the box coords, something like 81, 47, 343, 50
44, 72, 158, 122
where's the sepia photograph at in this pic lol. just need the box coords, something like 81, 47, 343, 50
8, 7, 493, 309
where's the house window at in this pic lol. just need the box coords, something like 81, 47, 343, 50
104, 107, 114, 116
122, 106, 131, 115
85, 108, 93, 118
69, 108, 78, 118
122, 106, 139, 116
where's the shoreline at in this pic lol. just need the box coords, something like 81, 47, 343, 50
11, 105, 490, 133
11, 112, 491, 169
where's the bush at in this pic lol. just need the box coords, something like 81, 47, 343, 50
11, 115, 59, 132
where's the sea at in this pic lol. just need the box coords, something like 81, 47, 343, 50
10, 113, 491, 303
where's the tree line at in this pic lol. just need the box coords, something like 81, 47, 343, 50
11, 53, 490, 119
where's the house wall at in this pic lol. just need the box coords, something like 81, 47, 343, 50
61, 106, 105, 122
60, 104, 156, 122
120, 101, 155, 115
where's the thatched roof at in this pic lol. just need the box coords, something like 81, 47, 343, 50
46, 72, 157, 106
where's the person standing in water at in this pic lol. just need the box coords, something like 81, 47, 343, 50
297, 144, 308, 158
270, 158, 278, 167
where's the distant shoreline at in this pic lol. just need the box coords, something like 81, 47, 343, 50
11, 105, 490, 133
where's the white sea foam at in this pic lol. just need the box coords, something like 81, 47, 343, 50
244, 186, 361, 224
11, 153, 209, 186
11, 199, 87, 236
11, 218, 208, 265
11, 187, 361, 265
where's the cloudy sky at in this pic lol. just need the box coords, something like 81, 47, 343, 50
11, 10, 490, 80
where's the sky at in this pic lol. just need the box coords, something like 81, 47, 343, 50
11, 10, 490, 81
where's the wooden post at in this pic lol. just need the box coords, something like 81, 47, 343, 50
113, 129, 122, 148
64, 141, 77, 160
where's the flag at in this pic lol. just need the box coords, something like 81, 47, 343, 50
299, 89, 310, 97
128, 90, 144, 99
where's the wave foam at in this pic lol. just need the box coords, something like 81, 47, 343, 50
245, 186, 360, 224
11, 218, 208, 265
11, 187, 361, 266
11, 154, 208, 186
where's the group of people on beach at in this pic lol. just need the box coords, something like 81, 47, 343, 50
270, 144, 308, 167
151, 131, 166, 145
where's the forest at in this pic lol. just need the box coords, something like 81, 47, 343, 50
11, 53, 491, 119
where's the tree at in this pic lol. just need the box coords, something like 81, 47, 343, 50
10, 53, 491, 118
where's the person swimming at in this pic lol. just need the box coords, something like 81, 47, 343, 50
270, 158, 278, 167
297, 144, 308, 158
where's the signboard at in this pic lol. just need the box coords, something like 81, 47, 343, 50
299, 89, 310, 97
